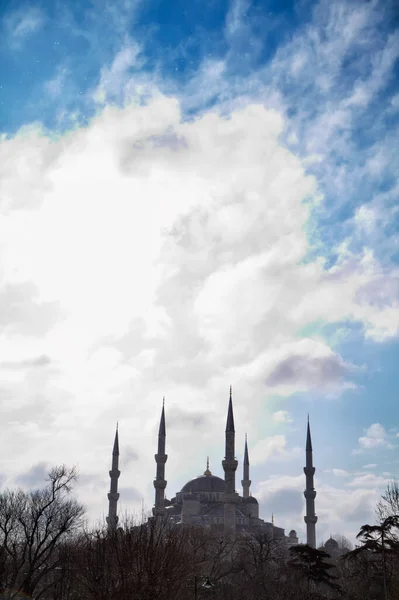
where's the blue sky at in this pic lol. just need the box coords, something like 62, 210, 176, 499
0, 0, 398, 543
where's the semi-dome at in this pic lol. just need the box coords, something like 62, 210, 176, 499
243, 496, 258, 504
181, 475, 227, 494
289, 530, 297, 537
325, 537, 339, 549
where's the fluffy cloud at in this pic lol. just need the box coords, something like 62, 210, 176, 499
331, 469, 350, 477
0, 354, 51, 369
346, 473, 390, 488
250, 436, 301, 465
256, 473, 381, 543
94, 41, 144, 105
272, 410, 293, 424
266, 351, 349, 390
0, 89, 397, 521
318, 485, 379, 539
0, 0, 398, 530
355, 423, 394, 453
15, 462, 49, 488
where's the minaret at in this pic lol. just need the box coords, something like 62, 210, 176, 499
241, 433, 251, 498
153, 399, 167, 518
222, 386, 238, 536
107, 424, 120, 530
304, 416, 317, 547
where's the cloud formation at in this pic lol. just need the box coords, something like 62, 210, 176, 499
0, 81, 396, 527
272, 410, 292, 424
0, 0, 397, 542
355, 423, 394, 452
251, 436, 301, 465
3, 6, 44, 47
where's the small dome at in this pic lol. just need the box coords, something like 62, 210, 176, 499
181, 475, 227, 494
289, 530, 297, 537
243, 496, 258, 504
325, 537, 339, 549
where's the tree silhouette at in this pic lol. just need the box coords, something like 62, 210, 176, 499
345, 515, 399, 600
288, 544, 340, 595
0, 465, 85, 600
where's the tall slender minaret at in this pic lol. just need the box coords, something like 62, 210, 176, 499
304, 416, 317, 547
222, 386, 238, 536
153, 399, 167, 518
107, 424, 120, 531
241, 433, 251, 499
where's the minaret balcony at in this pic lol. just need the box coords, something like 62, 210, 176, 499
153, 479, 167, 489
304, 489, 317, 500
155, 454, 168, 463
222, 459, 238, 471
304, 515, 318, 524
303, 466, 315, 476
109, 469, 121, 478
107, 492, 120, 501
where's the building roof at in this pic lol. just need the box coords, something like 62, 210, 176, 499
181, 475, 227, 494
325, 537, 339, 549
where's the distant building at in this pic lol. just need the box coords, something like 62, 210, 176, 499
107, 388, 317, 547
319, 536, 347, 558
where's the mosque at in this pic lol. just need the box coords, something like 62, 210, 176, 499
106, 389, 318, 547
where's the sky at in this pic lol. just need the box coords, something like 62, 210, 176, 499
0, 0, 398, 545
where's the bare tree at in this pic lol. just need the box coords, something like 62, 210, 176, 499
71, 516, 199, 600
332, 533, 353, 551
376, 479, 399, 521
0, 465, 85, 600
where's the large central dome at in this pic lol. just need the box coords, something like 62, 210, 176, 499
181, 474, 227, 494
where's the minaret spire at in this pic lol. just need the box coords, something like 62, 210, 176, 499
107, 424, 120, 530
153, 399, 168, 518
222, 386, 238, 536
304, 417, 317, 547
226, 385, 235, 432
241, 433, 251, 498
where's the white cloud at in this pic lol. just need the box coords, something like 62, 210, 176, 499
255, 474, 381, 543
272, 410, 293, 424
361, 423, 388, 447
317, 484, 379, 540
332, 468, 350, 477
250, 436, 301, 464
225, 0, 250, 36
44, 68, 68, 99
1, 0, 399, 529
4, 6, 44, 46
1, 90, 398, 521
344, 31, 399, 109
346, 473, 390, 488
354, 205, 378, 234
93, 40, 146, 104
362, 463, 377, 469
354, 423, 394, 453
